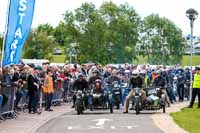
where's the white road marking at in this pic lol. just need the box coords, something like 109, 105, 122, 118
92, 118, 112, 126
121, 125, 140, 129
111, 126, 116, 129
68, 126, 73, 130
88, 126, 104, 129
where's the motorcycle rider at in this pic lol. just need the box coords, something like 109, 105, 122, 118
71, 73, 89, 108
153, 70, 171, 107
88, 69, 102, 89
88, 79, 104, 107
108, 69, 121, 84
123, 70, 145, 113
93, 79, 104, 94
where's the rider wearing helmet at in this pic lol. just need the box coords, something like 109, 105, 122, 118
108, 69, 121, 84
71, 73, 89, 108
153, 70, 171, 107
88, 69, 102, 88
93, 79, 104, 94
123, 70, 146, 113
89, 79, 104, 107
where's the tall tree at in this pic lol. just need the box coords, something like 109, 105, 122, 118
23, 30, 55, 60
100, 2, 141, 63
37, 23, 54, 36
62, 2, 141, 64
140, 14, 186, 65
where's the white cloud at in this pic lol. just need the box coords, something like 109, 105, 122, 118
0, 0, 200, 35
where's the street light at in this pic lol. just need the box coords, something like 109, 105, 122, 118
186, 8, 198, 101
66, 43, 77, 64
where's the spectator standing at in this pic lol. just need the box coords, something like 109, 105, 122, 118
27, 68, 39, 114
188, 67, 200, 108
43, 69, 54, 111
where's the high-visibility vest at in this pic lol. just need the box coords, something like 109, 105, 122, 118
152, 74, 157, 82
43, 76, 54, 93
145, 76, 149, 85
193, 74, 200, 88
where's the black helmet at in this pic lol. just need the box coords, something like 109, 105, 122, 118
92, 69, 99, 73
78, 73, 84, 78
196, 66, 200, 71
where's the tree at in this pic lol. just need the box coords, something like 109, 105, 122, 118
100, 2, 141, 63
23, 30, 55, 60
140, 14, 186, 65
37, 23, 54, 36
62, 2, 141, 64
54, 22, 68, 45
63, 3, 109, 64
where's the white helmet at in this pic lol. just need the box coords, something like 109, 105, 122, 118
173, 76, 178, 80
132, 70, 139, 78
125, 70, 130, 74
140, 70, 146, 75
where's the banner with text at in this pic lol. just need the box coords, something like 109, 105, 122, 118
3, 0, 35, 66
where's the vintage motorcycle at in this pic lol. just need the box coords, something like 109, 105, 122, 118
132, 87, 166, 115
75, 88, 113, 115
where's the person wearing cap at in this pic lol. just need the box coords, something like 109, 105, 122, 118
188, 67, 200, 108
71, 73, 89, 108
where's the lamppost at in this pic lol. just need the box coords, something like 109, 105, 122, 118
162, 40, 168, 66
66, 43, 76, 64
186, 8, 198, 100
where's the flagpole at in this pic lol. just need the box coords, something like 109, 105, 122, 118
1, 0, 11, 69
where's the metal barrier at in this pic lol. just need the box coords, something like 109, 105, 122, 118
15, 89, 29, 113
52, 79, 74, 105
1, 85, 17, 119
65, 80, 74, 102
0, 79, 73, 121
0, 94, 5, 121
51, 80, 63, 106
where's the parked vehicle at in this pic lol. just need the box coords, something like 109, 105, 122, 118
52, 48, 62, 55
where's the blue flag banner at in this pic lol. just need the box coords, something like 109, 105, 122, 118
3, 0, 35, 66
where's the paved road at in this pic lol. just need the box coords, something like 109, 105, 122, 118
36, 108, 164, 133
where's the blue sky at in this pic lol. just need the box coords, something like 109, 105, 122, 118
0, 0, 200, 36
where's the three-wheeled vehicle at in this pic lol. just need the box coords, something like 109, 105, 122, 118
131, 87, 166, 115
75, 88, 113, 115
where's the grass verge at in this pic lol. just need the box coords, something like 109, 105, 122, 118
170, 103, 200, 133
51, 54, 200, 65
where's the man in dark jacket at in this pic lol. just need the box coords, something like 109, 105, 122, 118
177, 70, 186, 102
71, 74, 89, 108
27, 68, 39, 114
88, 69, 101, 88
123, 70, 144, 113
153, 70, 171, 107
